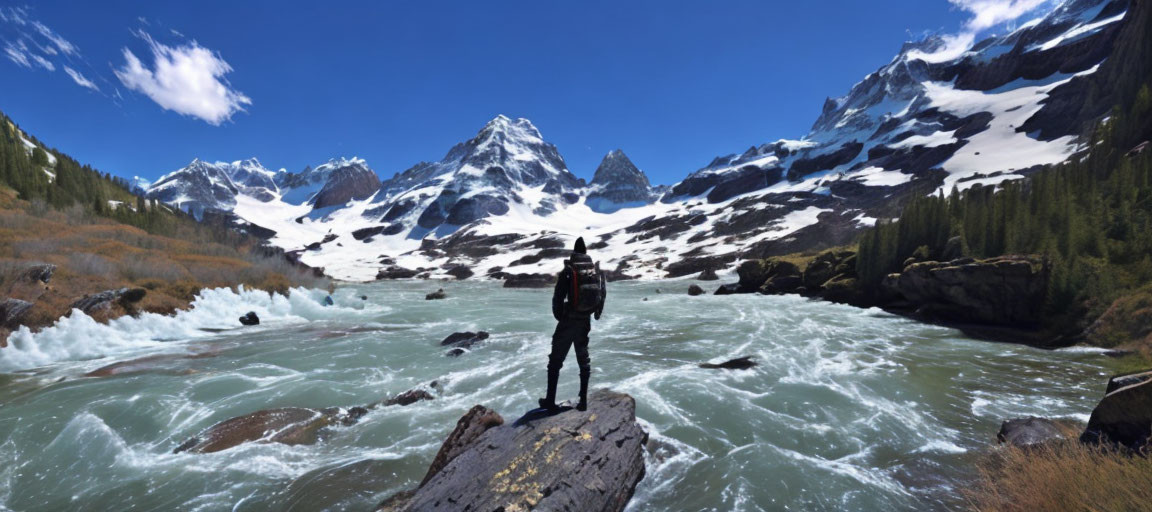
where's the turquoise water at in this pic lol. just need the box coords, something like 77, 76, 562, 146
0, 280, 1119, 511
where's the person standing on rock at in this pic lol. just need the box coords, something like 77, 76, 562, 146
540, 237, 606, 412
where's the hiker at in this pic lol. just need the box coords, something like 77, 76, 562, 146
539, 236, 606, 412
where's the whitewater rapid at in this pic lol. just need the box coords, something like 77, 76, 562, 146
0, 280, 1120, 511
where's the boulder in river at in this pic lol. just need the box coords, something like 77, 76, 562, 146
177, 388, 434, 454
174, 406, 368, 454
688, 284, 705, 296
385, 390, 646, 512
713, 283, 742, 295
697, 268, 719, 281
700, 356, 757, 370
376, 266, 419, 280
441, 331, 490, 356
1080, 369, 1152, 451
239, 311, 260, 326
425, 288, 447, 300
997, 417, 1063, 448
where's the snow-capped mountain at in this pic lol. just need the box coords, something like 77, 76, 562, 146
145, 0, 1135, 282
586, 150, 659, 213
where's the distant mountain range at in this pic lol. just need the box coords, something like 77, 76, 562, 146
145, 0, 1135, 282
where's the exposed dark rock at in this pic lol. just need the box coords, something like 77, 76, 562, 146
803, 250, 857, 289
425, 288, 447, 300
0, 298, 33, 329
700, 356, 757, 370
398, 390, 646, 512
664, 254, 736, 278
19, 263, 55, 284
890, 255, 1048, 327
738, 258, 801, 294
444, 265, 474, 280
788, 141, 863, 180
997, 417, 1063, 448
697, 268, 719, 281
372, 389, 435, 408
69, 287, 147, 315
503, 273, 555, 289
312, 163, 382, 210
586, 150, 655, 212
440, 331, 490, 354
419, 405, 505, 487
1081, 369, 1152, 451
239, 311, 260, 326
714, 283, 743, 295
376, 266, 419, 280
687, 284, 705, 296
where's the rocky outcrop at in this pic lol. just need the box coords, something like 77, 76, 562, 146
697, 268, 719, 281
311, 160, 382, 210
586, 150, 655, 213
69, 287, 147, 315
18, 263, 55, 284
0, 298, 33, 330
888, 256, 1048, 327
376, 266, 419, 280
385, 390, 646, 512
729, 258, 803, 294
1081, 369, 1152, 451
997, 417, 1064, 448
502, 273, 554, 289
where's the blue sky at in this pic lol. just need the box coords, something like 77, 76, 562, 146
0, 0, 1054, 185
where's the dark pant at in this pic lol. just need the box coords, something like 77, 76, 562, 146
548, 316, 591, 377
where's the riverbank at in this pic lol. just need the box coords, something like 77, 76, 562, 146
0, 192, 329, 345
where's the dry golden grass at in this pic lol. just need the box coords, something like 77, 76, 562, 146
966, 437, 1152, 512
0, 198, 328, 331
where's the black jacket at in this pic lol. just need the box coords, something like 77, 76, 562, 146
552, 253, 606, 321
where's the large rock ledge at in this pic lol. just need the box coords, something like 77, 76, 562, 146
381, 389, 647, 512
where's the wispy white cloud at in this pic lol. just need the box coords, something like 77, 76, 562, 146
0, 6, 102, 91
114, 31, 251, 125
907, 0, 1052, 63
64, 65, 98, 91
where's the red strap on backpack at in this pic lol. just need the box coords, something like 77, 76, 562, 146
569, 263, 580, 307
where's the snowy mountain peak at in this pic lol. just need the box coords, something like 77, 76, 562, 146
587, 149, 655, 213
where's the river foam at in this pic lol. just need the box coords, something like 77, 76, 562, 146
0, 286, 378, 373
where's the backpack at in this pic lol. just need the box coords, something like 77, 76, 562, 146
567, 257, 604, 314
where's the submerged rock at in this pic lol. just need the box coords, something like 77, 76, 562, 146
688, 284, 705, 296
700, 356, 757, 370
1081, 369, 1152, 450
239, 311, 260, 326
174, 407, 367, 454
997, 417, 1063, 448
425, 288, 447, 300
386, 390, 646, 512
177, 388, 433, 454
85, 352, 216, 378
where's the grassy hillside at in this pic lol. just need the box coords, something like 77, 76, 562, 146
0, 110, 329, 339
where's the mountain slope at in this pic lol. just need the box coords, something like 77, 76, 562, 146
143, 0, 1137, 283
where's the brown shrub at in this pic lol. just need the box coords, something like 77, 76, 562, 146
1086, 284, 1152, 349
966, 440, 1152, 512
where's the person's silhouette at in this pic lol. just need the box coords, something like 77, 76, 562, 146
539, 237, 606, 412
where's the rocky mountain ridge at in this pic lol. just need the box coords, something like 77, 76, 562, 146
143, 0, 1133, 282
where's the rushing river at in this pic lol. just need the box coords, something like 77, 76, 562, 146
0, 280, 1123, 511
